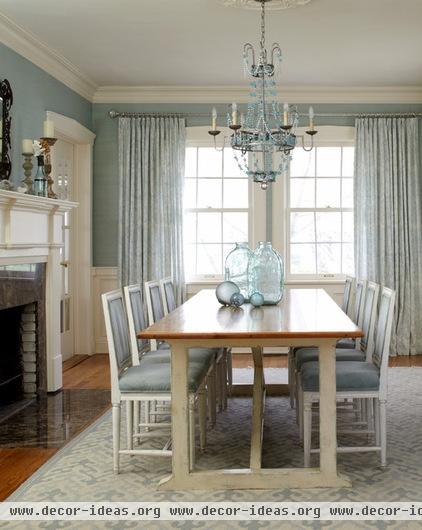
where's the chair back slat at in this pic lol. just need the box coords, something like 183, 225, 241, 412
144, 280, 166, 350
373, 287, 396, 371
102, 290, 131, 402
342, 276, 354, 315
360, 281, 380, 358
123, 284, 148, 365
354, 279, 367, 326
160, 277, 177, 315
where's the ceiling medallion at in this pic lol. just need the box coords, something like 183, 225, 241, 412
218, 0, 312, 10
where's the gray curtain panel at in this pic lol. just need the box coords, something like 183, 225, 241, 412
118, 116, 186, 304
355, 117, 422, 355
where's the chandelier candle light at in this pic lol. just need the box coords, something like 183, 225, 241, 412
209, 0, 317, 189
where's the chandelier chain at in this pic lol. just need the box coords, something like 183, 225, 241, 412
260, 0, 266, 54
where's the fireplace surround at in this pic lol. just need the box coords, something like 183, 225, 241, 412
0, 190, 77, 394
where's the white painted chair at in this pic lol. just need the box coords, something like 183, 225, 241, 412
342, 275, 355, 317
336, 279, 367, 349
145, 279, 221, 426
299, 286, 396, 467
102, 289, 208, 474
159, 276, 232, 409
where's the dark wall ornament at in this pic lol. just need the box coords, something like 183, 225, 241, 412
0, 79, 13, 181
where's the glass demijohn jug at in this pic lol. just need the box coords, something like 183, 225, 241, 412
248, 242, 284, 304
224, 242, 253, 301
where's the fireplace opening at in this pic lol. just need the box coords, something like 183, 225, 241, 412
0, 305, 25, 404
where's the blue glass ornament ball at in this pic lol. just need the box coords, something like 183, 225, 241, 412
230, 292, 245, 308
250, 291, 264, 307
215, 281, 240, 306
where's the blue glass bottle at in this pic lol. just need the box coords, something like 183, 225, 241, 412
33, 156, 47, 197
248, 242, 284, 305
224, 242, 253, 301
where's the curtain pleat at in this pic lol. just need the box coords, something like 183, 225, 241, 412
354, 117, 422, 355
118, 116, 186, 305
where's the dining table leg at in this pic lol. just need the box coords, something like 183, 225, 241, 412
158, 342, 190, 489
250, 346, 266, 470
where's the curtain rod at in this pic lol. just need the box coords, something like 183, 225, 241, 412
109, 110, 422, 119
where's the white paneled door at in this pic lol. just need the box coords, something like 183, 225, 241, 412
53, 139, 75, 361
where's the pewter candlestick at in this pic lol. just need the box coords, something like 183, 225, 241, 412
40, 137, 58, 199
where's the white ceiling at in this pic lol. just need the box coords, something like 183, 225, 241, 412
0, 0, 422, 88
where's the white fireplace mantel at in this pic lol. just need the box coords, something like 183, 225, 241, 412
0, 189, 78, 391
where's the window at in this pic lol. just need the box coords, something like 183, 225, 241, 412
184, 146, 250, 279
287, 145, 354, 278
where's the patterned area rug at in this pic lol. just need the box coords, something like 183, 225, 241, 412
7, 368, 422, 529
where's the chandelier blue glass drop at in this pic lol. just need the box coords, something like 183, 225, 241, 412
209, 0, 317, 190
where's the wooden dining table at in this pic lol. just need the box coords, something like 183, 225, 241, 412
138, 288, 363, 491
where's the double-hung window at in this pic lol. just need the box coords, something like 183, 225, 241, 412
183, 145, 250, 280
286, 143, 355, 279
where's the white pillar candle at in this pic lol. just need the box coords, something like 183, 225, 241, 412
22, 139, 33, 154
211, 107, 217, 131
43, 119, 55, 138
283, 103, 289, 126
231, 102, 238, 126
309, 106, 315, 131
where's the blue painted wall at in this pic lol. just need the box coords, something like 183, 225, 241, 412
92, 102, 422, 267
0, 42, 92, 186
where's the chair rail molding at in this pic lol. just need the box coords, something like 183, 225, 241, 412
47, 111, 96, 357
0, 12, 97, 101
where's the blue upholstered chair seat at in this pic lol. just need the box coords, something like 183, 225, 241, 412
142, 347, 216, 368
295, 347, 365, 370
336, 338, 356, 349
119, 361, 208, 393
301, 361, 380, 392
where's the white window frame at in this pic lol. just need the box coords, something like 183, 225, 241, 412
184, 126, 266, 284
272, 126, 355, 282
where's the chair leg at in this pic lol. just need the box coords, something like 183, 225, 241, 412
198, 383, 207, 452
112, 403, 121, 474
221, 353, 228, 410
374, 398, 380, 446
288, 348, 295, 409
189, 395, 196, 471
133, 401, 140, 439
217, 359, 223, 412
297, 379, 304, 441
126, 401, 133, 450
226, 348, 233, 393
380, 399, 387, 467
303, 397, 312, 467
207, 368, 216, 428
144, 401, 150, 431
295, 369, 301, 426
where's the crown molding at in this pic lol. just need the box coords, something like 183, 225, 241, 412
0, 12, 97, 101
93, 85, 422, 104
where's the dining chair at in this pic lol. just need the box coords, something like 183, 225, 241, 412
145, 279, 221, 426
293, 281, 380, 417
342, 275, 355, 317
102, 289, 208, 474
298, 286, 396, 467
159, 276, 233, 410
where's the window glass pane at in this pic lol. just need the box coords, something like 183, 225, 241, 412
342, 243, 354, 275
290, 244, 316, 274
290, 178, 315, 208
223, 179, 248, 208
184, 178, 196, 208
185, 148, 197, 178
184, 212, 196, 243
198, 148, 222, 178
317, 243, 341, 273
316, 147, 341, 177
316, 212, 341, 242
223, 212, 248, 243
316, 178, 341, 208
197, 212, 221, 243
290, 212, 315, 243
342, 212, 354, 242
197, 179, 222, 208
342, 147, 355, 177
224, 149, 244, 177
290, 149, 315, 177
197, 244, 222, 275
184, 244, 196, 277
342, 178, 353, 208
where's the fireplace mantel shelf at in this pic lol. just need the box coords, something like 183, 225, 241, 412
0, 189, 78, 213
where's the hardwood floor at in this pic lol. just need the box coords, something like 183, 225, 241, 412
62, 354, 110, 389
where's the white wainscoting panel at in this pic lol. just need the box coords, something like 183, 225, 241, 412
92, 267, 118, 353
